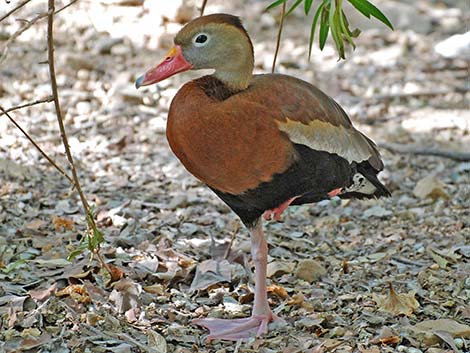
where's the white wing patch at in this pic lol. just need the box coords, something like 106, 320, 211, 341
277, 118, 373, 164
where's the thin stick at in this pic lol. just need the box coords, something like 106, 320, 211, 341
0, 0, 31, 23
200, 0, 208, 16
0, 106, 74, 185
379, 142, 470, 162
272, 1, 286, 73
0, 96, 54, 117
47, 0, 108, 272
1, 0, 79, 61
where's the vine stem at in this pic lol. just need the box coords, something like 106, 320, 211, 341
272, 1, 286, 73
46, 0, 111, 276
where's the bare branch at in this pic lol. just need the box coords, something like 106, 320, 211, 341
272, 1, 286, 73
379, 142, 470, 162
200, 0, 208, 16
47, 0, 108, 273
0, 0, 31, 24
0, 106, 74, 184
0, 96, 54, 117
1, 0, 80, 62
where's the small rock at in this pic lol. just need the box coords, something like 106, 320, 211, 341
65, 54, 95, 71
76, 101, 92, 115
434, 32, 470, 59
363, 205, 392, 218
95, 37, 124, 55
413, 175, 449, 201
295, 259, 327, 283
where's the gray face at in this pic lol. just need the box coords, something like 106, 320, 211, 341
175, 24, 247, 72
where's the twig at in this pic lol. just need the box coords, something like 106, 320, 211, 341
0, 96, 54, 117
380, 142, 470, 162
47, 0, 109, 273
0, 106, 74, 185
0, 0, 80, 62
199, 0, 208, 16
0, 0, 31, 23
271, 1, 286, 73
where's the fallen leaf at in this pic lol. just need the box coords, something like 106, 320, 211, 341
295, 259, 326, 283
109, 278, 141, 313
372, 283, 419, 316
189, 259, 231, 292
55, 284, 91, 304
267, 284, 288, 299
406, 319, 470, 345
29, 283, 57, 301
24, 219, 46, 230
52, 216, 75, 231
413, 175, 449, 200
266, 261, 295, 278
147, 329, 167, 353
370, 326, 400, 345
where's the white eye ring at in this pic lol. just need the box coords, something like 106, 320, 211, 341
193, 33, 210, 47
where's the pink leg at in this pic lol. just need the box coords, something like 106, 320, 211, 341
263, 196, 298, 222
193, 221, 282, 341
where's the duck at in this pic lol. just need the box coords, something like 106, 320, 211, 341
136, 13, 390, 342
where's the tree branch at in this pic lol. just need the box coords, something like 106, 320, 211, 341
1, 0, 80, 62
0, 96, 54, 117
0, 0, 31, 24
199, 0, 208, 16
379, 142, 470, 162
0, 106, 74, 184
47, 0, 110, 274
272, 1, 286, 73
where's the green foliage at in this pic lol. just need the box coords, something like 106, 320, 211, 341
267, 0, 394, 59
67, 205, 104, 261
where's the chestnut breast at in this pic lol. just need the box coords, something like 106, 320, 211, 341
166, 76, 296, 195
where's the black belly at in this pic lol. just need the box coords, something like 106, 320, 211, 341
210, 144, 353, 227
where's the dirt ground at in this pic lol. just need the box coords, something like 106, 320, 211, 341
0, 0, 469, 352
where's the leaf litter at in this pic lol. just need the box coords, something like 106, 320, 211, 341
0, 0, 469, 352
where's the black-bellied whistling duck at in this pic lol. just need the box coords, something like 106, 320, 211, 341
136, 13, 390, 342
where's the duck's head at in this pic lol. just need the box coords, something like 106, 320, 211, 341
136, 14, 254, 91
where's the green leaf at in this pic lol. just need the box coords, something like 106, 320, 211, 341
319, 7, 330, 50
266, 0, 288, 11
329, 1, 345, 59
348, 0, 393, 30
285, 0, 303, 17
304, 0, 315, 14
339, 8, 355, 48
308, 1, 326, 59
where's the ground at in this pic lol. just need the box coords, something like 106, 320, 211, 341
0, 0, 469, 352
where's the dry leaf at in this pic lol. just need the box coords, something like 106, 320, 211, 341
413, 175, 449, 200
295, 259, 326, 283
370, 326, 400, 345
55, 284, 91, 304
147, 329, 167, 353
25, 219, 46, 230
29, 283, 57, 301
189, 259, 231, 292
52, 216, 74, 231
267, 284, 288, 299
373, 283, 419, 316
407, 319, 470, 345
266, 261, 295, 278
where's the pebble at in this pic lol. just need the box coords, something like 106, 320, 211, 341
76, 101, 92, 115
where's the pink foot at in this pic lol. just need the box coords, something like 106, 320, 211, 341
328, 188, 343, 198
263, 196, 299, 222
193, 311, 282, 342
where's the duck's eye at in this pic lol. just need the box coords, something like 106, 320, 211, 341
194, 33, 209, 46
